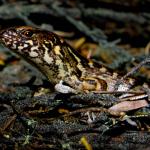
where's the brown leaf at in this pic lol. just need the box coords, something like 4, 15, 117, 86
108, 100, 149, 114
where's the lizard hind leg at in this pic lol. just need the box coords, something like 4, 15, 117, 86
81, 77, 107, 92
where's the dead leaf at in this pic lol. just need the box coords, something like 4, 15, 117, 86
108, 100, 149, 114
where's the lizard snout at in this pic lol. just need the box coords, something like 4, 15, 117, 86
0, 27, 19, 50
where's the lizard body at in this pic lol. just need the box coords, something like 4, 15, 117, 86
0, 26, 134, 93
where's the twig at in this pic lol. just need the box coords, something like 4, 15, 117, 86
121, 57, 150, 80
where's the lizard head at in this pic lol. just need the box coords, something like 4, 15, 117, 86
0, 26, 66, 82
0, 26, 63, 58
0, 26, 87, 84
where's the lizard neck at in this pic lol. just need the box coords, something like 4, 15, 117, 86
45, 43, 90, 84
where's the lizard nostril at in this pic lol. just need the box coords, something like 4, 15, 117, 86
7, 28, 16, 33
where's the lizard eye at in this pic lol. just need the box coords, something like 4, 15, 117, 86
23, 30, 33, 37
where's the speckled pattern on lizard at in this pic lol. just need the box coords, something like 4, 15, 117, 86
0, 26, 134, 93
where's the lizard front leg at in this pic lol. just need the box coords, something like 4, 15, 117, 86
55, 80, 78, 94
